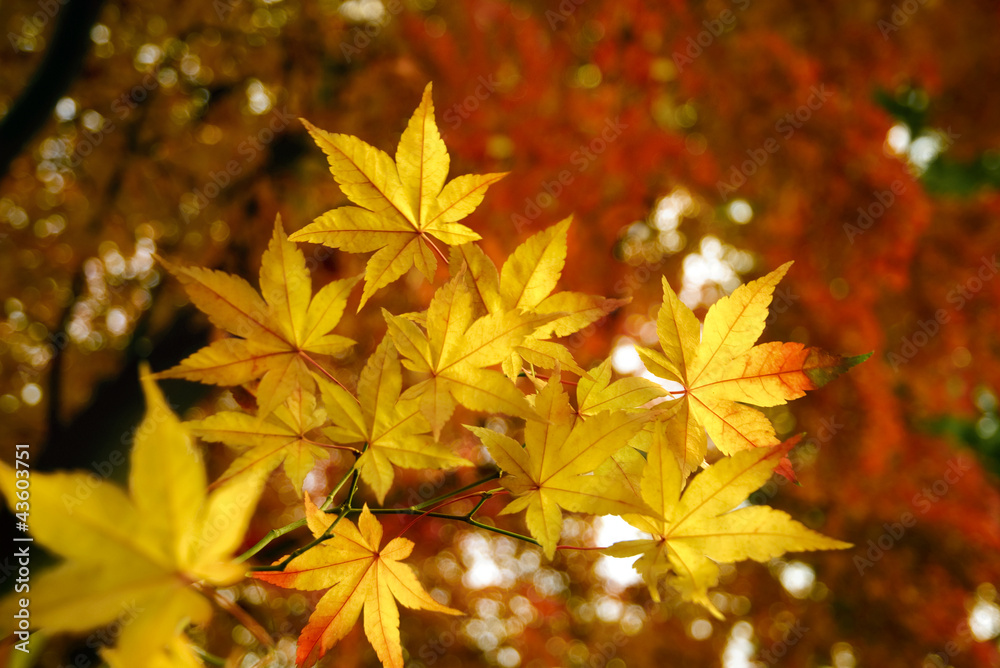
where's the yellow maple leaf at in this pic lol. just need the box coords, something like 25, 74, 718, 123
575, 357, 667, 417
187, 386, 336, 496
468, 372, 652, 559
319, 336, 472, 502
154, 215, 359, 419
608, 427, 850, 618
383, 276, 548, 438
253, 499, 460, 668
291, 82, 507, 307
450, 217, 629, 378
103, 630, 204, 668
636, 262, 869, 476
0, 369, 262, 659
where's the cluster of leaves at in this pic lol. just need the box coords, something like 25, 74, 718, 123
1, 84, 866, 667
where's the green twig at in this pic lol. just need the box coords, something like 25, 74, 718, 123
411, 471, 501, 511
367, 503, 539, 546
250, 474, 356, 573
469, 517, 539, 546
237, 452, 361, 563
465, 493, 491, 519
247, 464, 535, 571
192, 647, 227, 666
321, 459, 361, 511
237, 518, 307, 563
250, 463, 362, 572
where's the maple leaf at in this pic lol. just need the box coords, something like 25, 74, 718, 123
384, 276, 548, 437
319, 336, 472, 502
103, 632, 204, 668
450, 217, 628, 378
0, 369, 261, 660
187, 386, 336, 496
290, 82, 507, 307
154, 215, 358, 418
635, 262, 869, 477
576, 357, 667, 417
468, 372, 652, 558
607, 428, 850, 618
253, 499, 460, 668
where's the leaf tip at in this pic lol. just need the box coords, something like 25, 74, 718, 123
152, 252, 176, 273
138, 361, 165, 405
299, 116, 320, 134
847, 350, 874, 367
357, 290, 373, 313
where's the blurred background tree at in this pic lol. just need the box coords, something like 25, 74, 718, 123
2, 0, 999, 666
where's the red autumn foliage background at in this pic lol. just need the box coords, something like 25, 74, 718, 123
1, 0, 1000, 666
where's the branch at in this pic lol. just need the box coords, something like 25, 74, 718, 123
236, 518, 306, 564
237, 459, 359, 563
316, 456, 362, 511
391, 488, 506, 539
0, 0, 108, 179
249, 466, 360, 573
467, 517, 539, 546
410, 471, 501, 511
366, 507, 539, 546
191, 647, 227, 666
368, 489, 539, 547
192, 581, 273, 649
246, 468, 540, 571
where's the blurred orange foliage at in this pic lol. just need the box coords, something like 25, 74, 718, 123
2, 0, 1000, 666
